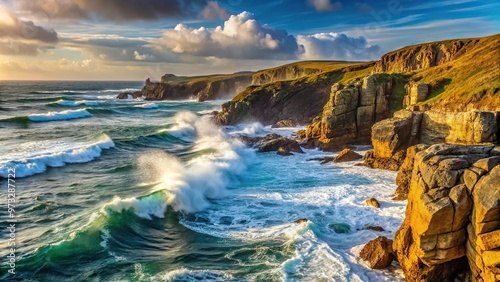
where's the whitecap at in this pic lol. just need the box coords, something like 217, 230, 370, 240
28, 109, 92, 122
0, 134, 115, 178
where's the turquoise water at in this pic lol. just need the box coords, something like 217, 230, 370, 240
0, 81, 406, 281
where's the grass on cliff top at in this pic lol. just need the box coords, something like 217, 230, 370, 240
410, 33, 500, 111
234, 62, 375, 102
161, 72, 252, 84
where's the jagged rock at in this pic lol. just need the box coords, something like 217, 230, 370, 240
473, 156, 500, 172
394, 145, 429, 200
420, 110, 499, 145
294, 218, 309, 224
272, 119, 298, 128
257, 136, 304, 154
373, 39, 470, 73
277, 147, 293, 156
364, 226, 385, 232
365, 198, 380, 208
393, 144, 500, 281
406, 83, 429, 106
360, 236, 395, 269
117, 91, 143, 99
363, 150, 405, 171
333, 149, 362, 163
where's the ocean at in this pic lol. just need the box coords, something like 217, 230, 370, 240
0, 81, 406, 281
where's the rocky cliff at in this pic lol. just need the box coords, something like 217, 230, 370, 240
130, 74, 253, 102
251, 61, 362, 85
364, 109, 500, 171
393, 144, 500, 282
214, 63, 375, 126
303, 73, 407, 150
374, 34, 500, 112
373, 38, 475, 73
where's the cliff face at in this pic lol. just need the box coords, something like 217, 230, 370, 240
303, 73, 407, 150
393, 144, 500, 282
251, 61, 365, 85
137, 75, 252, 101
375, 34, 500, 112
214, 63, 375, 126
373, 39, 473, 73
365, 109, 499, 171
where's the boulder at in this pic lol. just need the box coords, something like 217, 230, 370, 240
364, 226, 385, 232
272, 119, 298, 128
117, 91, 142, 99
359, 236, 395, 269
333, 149, 362, 163
365, 198, 380, 208
294, 218, 309, 224
257, 136, 304, 154
277, 147, 293, 156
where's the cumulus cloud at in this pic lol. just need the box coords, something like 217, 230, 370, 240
201, 1, 228, 20
17, 0, 227, 21
307, 0, 342, 12
0, 7, 58, 55
297, 33, 381, 60
134, 51, 155, 61
151, 12, 301, 60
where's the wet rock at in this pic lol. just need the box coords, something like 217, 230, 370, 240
359, 236, 395, 269
277, 147, 293, 156
294, 219, 309, 224
364, 226, 386, 232
333, 149, 362, 163
365, 198, 380, 208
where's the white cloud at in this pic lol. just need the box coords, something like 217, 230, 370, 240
297, 33, 381, 60
201, 1, 228, 20
150, 11, 301, 60
307, 0, 342, 12
134, 50, 155, 61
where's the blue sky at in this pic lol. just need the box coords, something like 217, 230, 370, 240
0, 0, 498, 80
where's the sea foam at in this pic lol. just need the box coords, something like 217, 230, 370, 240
28, 109, 92, 122
103, 111, 255, 218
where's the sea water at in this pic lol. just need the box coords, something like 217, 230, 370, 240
0, 81, 406, 281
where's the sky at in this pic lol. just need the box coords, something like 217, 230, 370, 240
0, 0, 498, 81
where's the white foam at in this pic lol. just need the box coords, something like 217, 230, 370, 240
103, 111, 256, 219
160, 268, 234, 282
177, 149, 406, 281
134, 102, 158, 109
0, 134, 114, 178
227, 122, 267, 137
56, 100, 100, 107
28, 109, 92, 122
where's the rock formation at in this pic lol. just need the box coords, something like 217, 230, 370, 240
373, 38, 474, 73
360, 236, 395, 269
393, 144, 500, 281
365, 109, 499, 171
333, 148, 362, 163
121, 74, 252, 101
303, 74, 404, 151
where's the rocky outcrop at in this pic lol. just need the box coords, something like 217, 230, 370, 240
304, 74, 403, 151
215, 77, 332, 126
117, 91, 143, 99
252, 64, 323, 85
373, 38, 474, 73
393, 144, 500, 282
394, 144, 429, 200
365, 109, 499, 171
333, 148, 362, 163
404, 82, 429, 108
129, 74, 252, 101
360, 236, 395, 269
